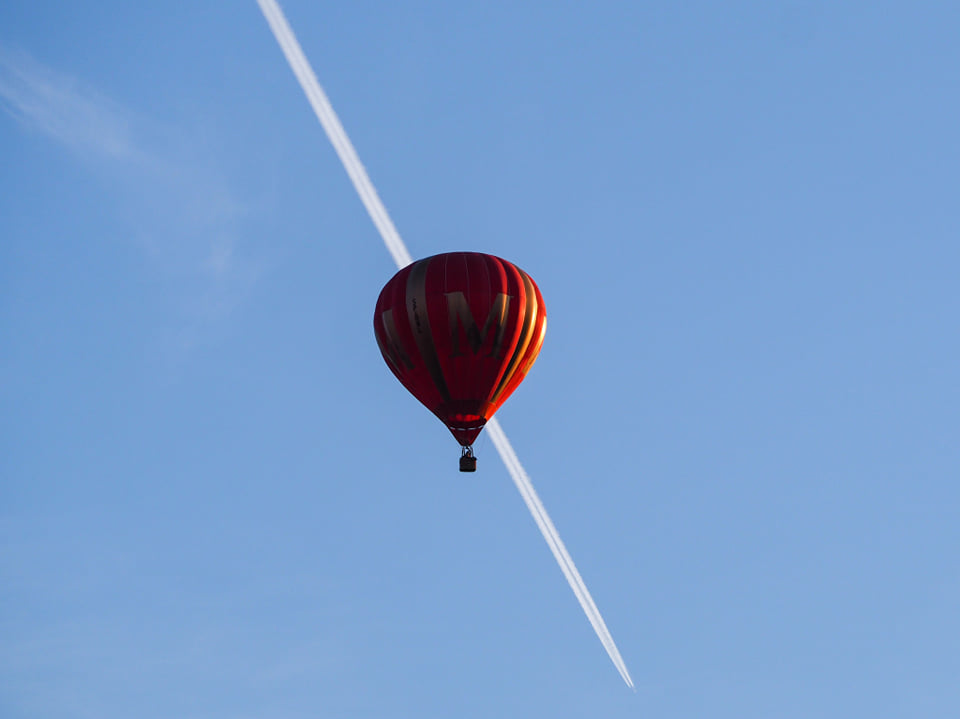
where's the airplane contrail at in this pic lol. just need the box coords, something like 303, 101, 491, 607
256, 0, 411, 270
485, 420, 634, 687
256, 0, 633, 689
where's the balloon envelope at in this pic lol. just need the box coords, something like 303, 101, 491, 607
374, 252, 546, 446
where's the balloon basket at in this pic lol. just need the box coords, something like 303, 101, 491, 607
459, 446, 477, 473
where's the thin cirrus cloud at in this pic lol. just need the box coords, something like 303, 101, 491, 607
0, 47, 258, 341
0, 49, 139, 162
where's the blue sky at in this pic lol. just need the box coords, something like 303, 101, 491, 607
3, 1, 959, 716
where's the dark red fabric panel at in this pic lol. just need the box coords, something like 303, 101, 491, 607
374, 262, 445, 413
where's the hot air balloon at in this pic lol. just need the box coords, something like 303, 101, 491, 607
374, 252, 547, 472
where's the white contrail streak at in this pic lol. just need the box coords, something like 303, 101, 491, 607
485, 419, 634, 688
257, 0, 633, 689
256, 0, 412, 270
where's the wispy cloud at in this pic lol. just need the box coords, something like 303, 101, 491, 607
0, 49, 139, 161
0, 48, 259, 353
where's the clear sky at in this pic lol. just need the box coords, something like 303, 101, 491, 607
2, 1, 959, 717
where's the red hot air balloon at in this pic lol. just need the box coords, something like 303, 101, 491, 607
374, 252, 547, 472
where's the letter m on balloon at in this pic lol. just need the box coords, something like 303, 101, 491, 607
445, 291, 512, 358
